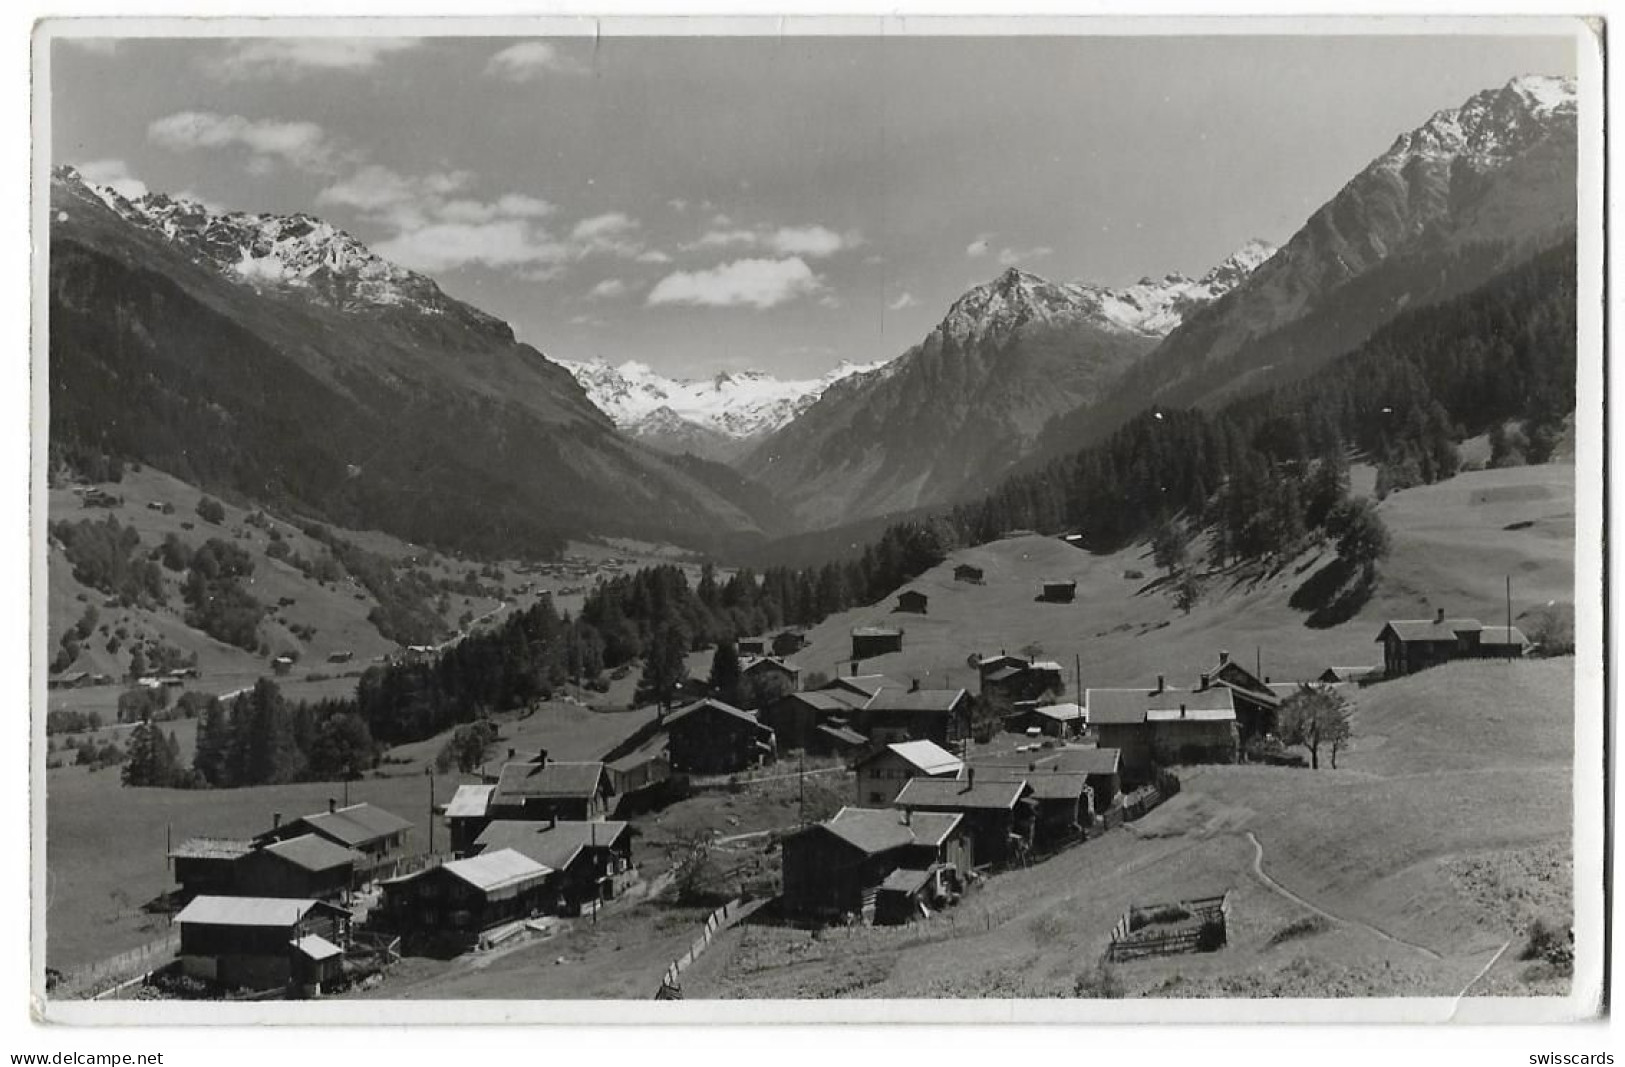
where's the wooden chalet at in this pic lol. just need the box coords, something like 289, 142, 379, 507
257, 801, 413, 883
975, 746, 1122, 813
1006, 701, 1086, 739
473, 819, 635, 915
980, 659, 1066, 715
771, 630, 810, 657
665, 698, 778, 775
1087, 680, 1238, 782
740, 655, 802, 697
736, 637, 768, 658
377, 849, 553, 949
859, 688, 972, 748
977, 768, 1092, 849
169, 838, 254, 900
850, 626, 904, 660
780, 806, 970, 923
892, 773, 1035, 867
895, 590, 929, 615
953, 563, 985, 584
1195, 650, 1281, 741
1317, 665, 1382, 685
175, 895, 350, 992
489, 760, 613, 822
759, 689, 867, 753
855, 740, 963, 806
1375, 609, 1531, 676
443, 784, 496, 858
234, 834, 360, 901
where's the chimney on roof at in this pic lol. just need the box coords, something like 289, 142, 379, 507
902, 808, 911, 826
1199, 671, 1210, 690
1156, 674, 1165, 694
272, 812, 282, 830
550, 814, 557, 830
851, 660, 859, 677
1436, 607, 1446, 624
328, 798, 337, 814
1180, 703, 1187, 719
962, 768, 975, 793
910, 678, 920, 693
508, 748, 516, 759
1219, 650, 1230, 666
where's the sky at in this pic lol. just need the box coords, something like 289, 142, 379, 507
49, 31, 1578, 380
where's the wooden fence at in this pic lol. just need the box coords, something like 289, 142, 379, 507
57, 929, 180, 1000
1106, 891, 1229, 962
654, 896, 766, 998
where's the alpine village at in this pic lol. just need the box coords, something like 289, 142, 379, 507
45, 68, 1580, 1004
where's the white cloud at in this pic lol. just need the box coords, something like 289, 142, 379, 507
207, 38, 421, 79
149, 111, 338, 173
769, 225, 853, 258
966, 234, 993, 258
997, 245, 1053, 267
317, 164, 477, 228
485, 41, 585, 81
635, 249, 673, 265
587, 278, 628, 300
887, 292, 918, 311
666, 198, 690, 213
373, 220, 570, 274
647, 257, 822, 310
684, 222, 859, 259
570, 212, 647, 259
76, 159, 147, 200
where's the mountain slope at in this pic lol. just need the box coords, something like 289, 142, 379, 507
48, 168, 789, 556
559, 357, 886, 463
740, 241, 1275, 527
1033, 74, 1578, 463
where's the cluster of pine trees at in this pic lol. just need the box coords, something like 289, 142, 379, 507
120, 680, 381, 789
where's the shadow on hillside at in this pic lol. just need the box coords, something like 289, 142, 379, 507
1289, 557, 1376, 629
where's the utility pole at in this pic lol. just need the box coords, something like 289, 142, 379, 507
1256, 646, 1262, 681
798, 746, 806, 826
1507, 574, 1514, 662
1074, 654, 1082, 701
425, 766, 435, 856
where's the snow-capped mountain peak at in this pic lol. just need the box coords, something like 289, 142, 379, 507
560, 356, 889, 450
53, 165, 494, 326
1376, 74, 1576, 173
937, 240, 1278, 350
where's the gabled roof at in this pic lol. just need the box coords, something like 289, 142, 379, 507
741, 655, 801, 676
984, 666, 1026, 683
293, 803, 413, 848
867, 688, 967, 715
439, 848, 553, 893
493, 760, 608, 803
819, 806, 962, 854
1377, 618, 1484, 642
665, 698, 772, 733
1086, 685, 1235, 725
259, 833, 361, 874
974, 745, 1121, 776
852, 626, 904, 637
978, 769, 1088, 802
1026, 702, 1085, 723
168, 837, 253, 862
778, 690, 858, 713
474, 820, 631, 872
858, 740, 963, 776
445, 784, 495, 819
894, 776, 1029, 811
175, 896, 347, 928
824, 674, 899, 701
1028, 661, 1065, 674
1479, 626, 1531, 646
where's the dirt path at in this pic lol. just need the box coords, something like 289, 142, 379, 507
1456, 939, 1515, 998
1244, 830, 1443, 961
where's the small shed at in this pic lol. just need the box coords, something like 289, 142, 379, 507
895, 590, 929, 615
169, 838, 253, 900
737, 637, 768, 658
1039, 580, 1077, 603
771, 630, 810, 657
234, 833, 359, 901
443, 784, 496, 858
953, 564, 985, 584
378, 849, 554, 948
851, 626, 904, 661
